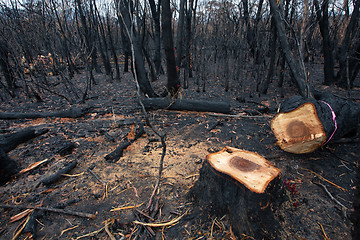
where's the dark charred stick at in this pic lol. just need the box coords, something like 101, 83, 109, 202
40, 160, 77, 186
134, 209, 154, 222
104, 125, 145, 162
87, 169, 106, 185
134, 210, 155, 237
0, 204, 96, 219
150, 198, 160, 219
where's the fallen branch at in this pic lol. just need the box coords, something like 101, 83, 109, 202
314, 182, 347, 217
0, 204, 96, 219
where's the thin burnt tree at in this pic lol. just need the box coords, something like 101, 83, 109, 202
161, 0, 180, 97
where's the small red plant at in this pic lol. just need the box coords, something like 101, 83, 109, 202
284, 179, 298, 195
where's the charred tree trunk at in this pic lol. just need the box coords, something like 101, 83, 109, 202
272, 93, 360, 154
314, 0, 334, 85
161, 0, 180, 97
190, 147, 284, 239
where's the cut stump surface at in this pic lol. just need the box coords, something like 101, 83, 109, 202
208, 146, 280, 193
271, 103, 326, 154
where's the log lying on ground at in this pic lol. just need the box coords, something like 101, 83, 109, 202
142, 98, 231, 114
0, 106, 92, 119
189, 146, 284, 239
0, 127, 48, 185
272, 93, 360, 154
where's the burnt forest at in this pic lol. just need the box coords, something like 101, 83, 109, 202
0, 0, 360, 239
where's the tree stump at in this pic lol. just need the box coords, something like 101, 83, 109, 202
272, 94, 360, 154
190, 146, 284, 239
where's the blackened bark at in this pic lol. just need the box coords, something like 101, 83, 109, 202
0, 127, 48, 185
120, 24, 131, 73
0, 106, 91, 119
185, 0, 194, 79
40, 160, 77, 186
314, 0, 334, 85
161, 0, 180, 96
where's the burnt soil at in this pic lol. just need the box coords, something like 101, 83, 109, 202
0, 66, 359, 240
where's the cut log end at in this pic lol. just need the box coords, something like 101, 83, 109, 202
207, 146, 280, 193
271, 103, 326, 154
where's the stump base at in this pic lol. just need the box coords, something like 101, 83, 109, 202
189, 147, 285, 239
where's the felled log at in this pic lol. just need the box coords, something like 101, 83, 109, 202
272, 93, 360, 154
0, 106, 92, 119
190, 146, 284, 239
0, 127, 48, 185
142, 98, 231, 114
